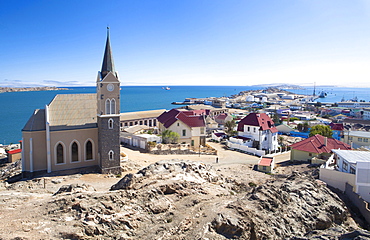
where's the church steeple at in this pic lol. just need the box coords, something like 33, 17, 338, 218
101, 27, 115, 79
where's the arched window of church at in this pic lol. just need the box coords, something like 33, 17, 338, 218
71, 142, 79, 162
56, 143, 64, 164
109, 150, 114, 161
111, 98, 116, 114
108, 118, 114, 129
85, 140, 93, 160
105, 99, 111, 115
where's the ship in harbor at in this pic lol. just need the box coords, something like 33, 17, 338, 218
319, 91, 327, 98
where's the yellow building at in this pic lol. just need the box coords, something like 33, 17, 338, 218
157, 109, 206, 147
290, 134, 351, 162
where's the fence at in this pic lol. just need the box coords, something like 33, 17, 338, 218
345, 183, 370, 225
226, 141, 265, 156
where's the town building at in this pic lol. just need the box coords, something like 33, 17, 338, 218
120, 109, 166, 130
21, 29, 121, 177
257, 157, 275, 173
157, 109, 206, 147
237, 113, 279, 152
337, 102, 370, 108
320, 150, 370, 203
290, 134, 351, 162
362, 108, 370, 120
341, 131, 370, 149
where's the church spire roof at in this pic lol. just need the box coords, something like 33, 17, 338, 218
101, 27, 115, 79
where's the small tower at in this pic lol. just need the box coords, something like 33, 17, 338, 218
96, 27, 121, 174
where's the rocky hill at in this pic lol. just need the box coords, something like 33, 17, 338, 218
0, 160, 369, 239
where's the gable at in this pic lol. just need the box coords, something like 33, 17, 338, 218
101, 71, 120, 83
22, 109, 46, 131
237, 113, 277, 133
157, 109, 205, 129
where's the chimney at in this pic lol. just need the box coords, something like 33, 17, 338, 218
324, 137, 328, 146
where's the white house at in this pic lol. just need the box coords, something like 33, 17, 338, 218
237, 113, 279, 152
323, 150, 370, 203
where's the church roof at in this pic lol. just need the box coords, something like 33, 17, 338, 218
101, 27, 115, 79
22, 109, 46, 131
48, 94, 97, 128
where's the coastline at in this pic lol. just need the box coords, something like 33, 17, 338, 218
0, 86, 69, 93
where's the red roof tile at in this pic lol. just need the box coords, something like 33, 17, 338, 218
157, 109, 206, 128
8, 149, 21, 154
237, 113, 278, 133
259, 157, 273, 166
330, 123, 344, 131
290, 134, 351, 154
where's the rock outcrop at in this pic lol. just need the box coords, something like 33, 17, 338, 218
0, 160, 367, 239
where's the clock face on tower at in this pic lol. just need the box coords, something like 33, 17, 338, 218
107, 83, 114, 92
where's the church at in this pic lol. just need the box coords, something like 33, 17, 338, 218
21, 29, 121, 177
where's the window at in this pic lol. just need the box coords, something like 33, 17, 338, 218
144, 120, 147, 125
130, 122, 133, 126
153, 120, 156, 126
254, 128, 256, 133
108, 118, 114, 129
350, 167, 356, 174
139, 121, 143, 125
359, 138, 363, 142
365, 138, 369, 143
56, 143, 64, 164
262, 166, 267, 171
349, 137, 353, 141
309, 153, 312, 157
177, 123, 180, 126
124, 122, 128, 127
264, 137, 267, 141
71, 142, 79, 162
111, 99, 116, 114
248, 127, 250, 132
200, 127, 204, 134
149, 120, 152, 127
105, 99, 111, 115
135, 121, 138, 125
182, 129, 186, 136
343, 161, 348, 171
109, 150, 114, 160
85, 140, 93, 160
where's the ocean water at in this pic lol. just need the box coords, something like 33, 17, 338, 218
2, 85, 370, 145
0, 86, 255, 145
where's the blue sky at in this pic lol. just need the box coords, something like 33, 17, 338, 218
1, 0, 370, 87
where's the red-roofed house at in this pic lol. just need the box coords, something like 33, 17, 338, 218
7, 148, 22, 163
290, 134, 351, 161
214, 113, 233, 125
157, 109, 206, 147
237, 113, 279, 152
258, 157, 275, 173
